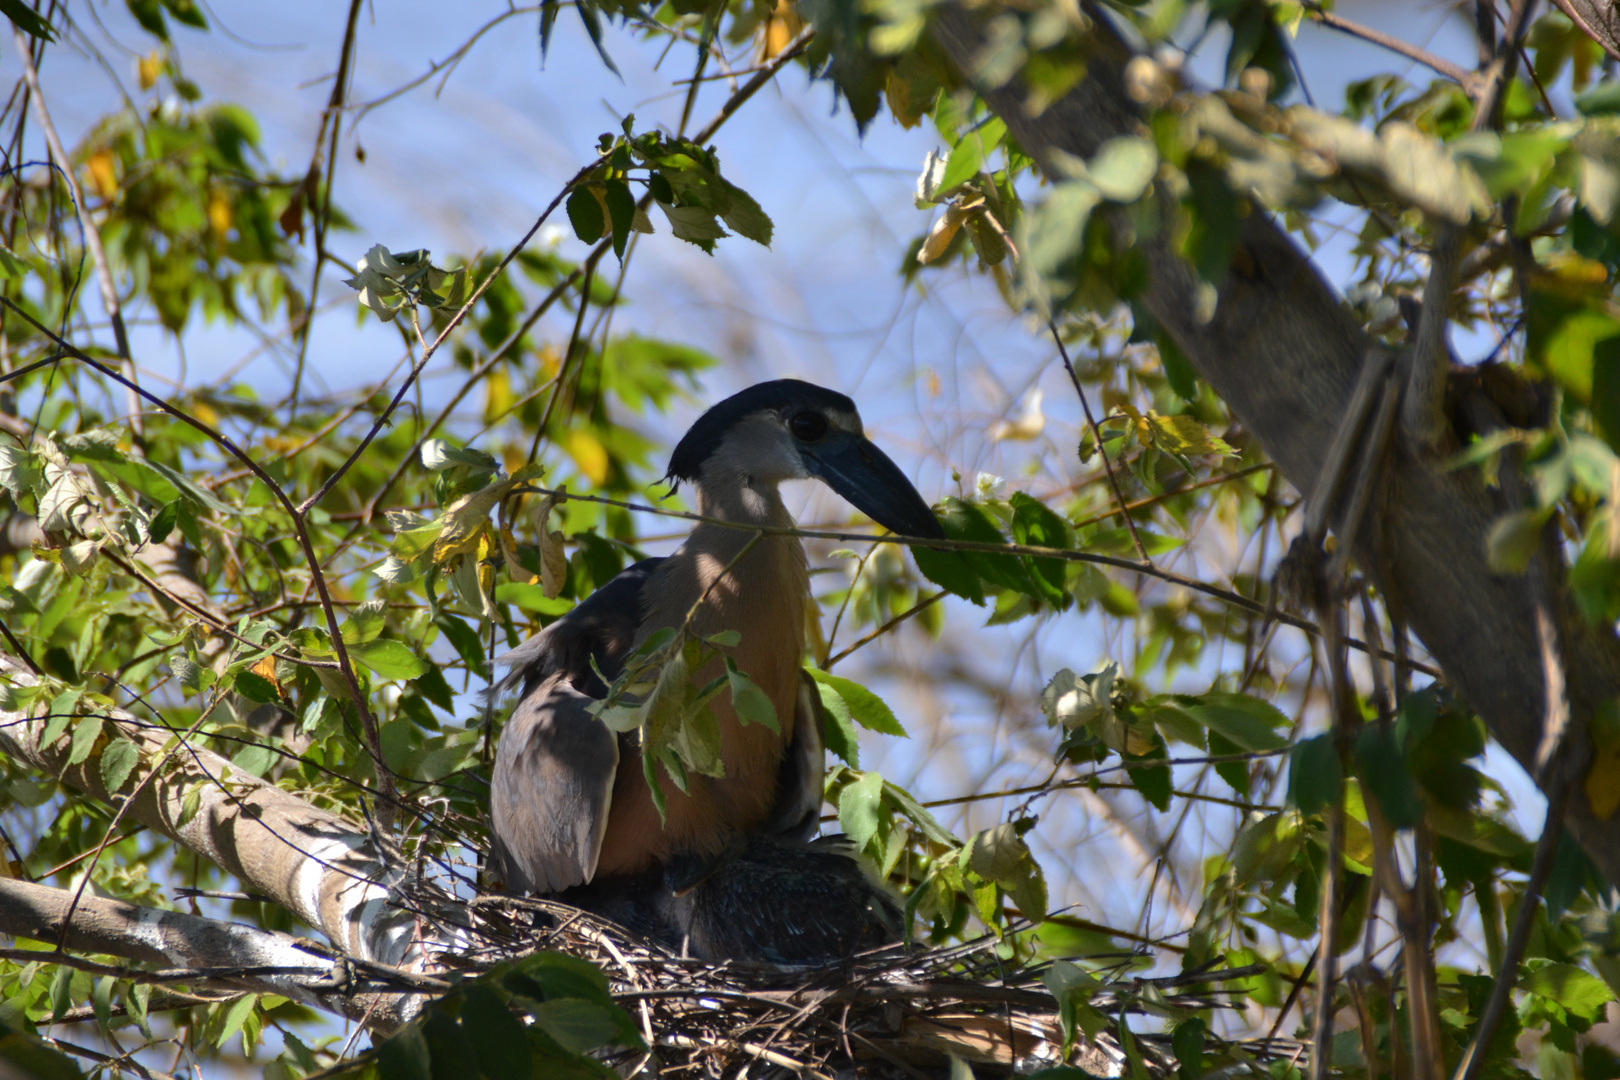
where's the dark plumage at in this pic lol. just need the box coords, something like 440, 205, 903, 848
665, 379, 859, 486
489, 379, 938, 964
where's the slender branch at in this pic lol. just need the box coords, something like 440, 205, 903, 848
1052, 320, 1150, 562
0, 297, 398, 813
1452, 777, 1570, 1080
289, 0, 364, 416
1300, 5, 1473, 85
519, 483, 1442, 676
11, 29, 142, 444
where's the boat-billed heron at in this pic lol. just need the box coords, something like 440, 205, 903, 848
488, 379, 941, 957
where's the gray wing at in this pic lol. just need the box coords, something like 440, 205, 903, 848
489, 672, 619, 894
488, 558, 663, 894
759, 669, 828, 843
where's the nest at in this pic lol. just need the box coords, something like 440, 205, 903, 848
450, 896, 1302, 1080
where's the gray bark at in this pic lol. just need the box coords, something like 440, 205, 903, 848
0, 877, 434, 1027
930, 6, 1620, 881
0, 659, 462, 1031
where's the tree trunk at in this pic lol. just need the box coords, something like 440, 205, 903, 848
930, 4, 1620, 882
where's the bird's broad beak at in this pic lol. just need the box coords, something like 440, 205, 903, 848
803, 434, 945, 539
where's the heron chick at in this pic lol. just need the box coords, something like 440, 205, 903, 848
488, 379, 941, 961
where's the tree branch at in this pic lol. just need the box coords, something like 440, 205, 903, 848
927, 0, 1620, 888
0, 658, 462, 1032
0, 878, 440, 1026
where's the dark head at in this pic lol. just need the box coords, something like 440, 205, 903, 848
665, 379, 944, 539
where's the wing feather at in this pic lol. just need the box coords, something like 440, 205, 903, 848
488, 558, 662, 894
759, 669, 827, 842
489, 673, 619, 894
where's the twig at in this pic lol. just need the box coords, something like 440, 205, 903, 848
1301, 5, 1473, 85
1052, 320, 1149, 563
11, 29, 142, 445
518, 483, 1442, 676
288, 0, 364, 417
1451, 777, 1570, 1080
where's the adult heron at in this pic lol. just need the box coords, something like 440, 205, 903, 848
488, 379, 941, 959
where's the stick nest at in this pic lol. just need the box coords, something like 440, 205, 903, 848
446, 895, 1301, 1080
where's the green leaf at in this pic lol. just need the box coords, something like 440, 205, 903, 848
604, 179, 636, 259
838, 769, 885, 848
1158, 334, 1198, 401
724, 658, 779, 732
1175, 692, 1289, 752
817, 681, 860, 767
657, 202, 728, 249
1522, 964, 1617, 1023
40, 688, 82, 749
68, 714, 103, 767
232, 669, 279, 703
232, 743, 274, 778
528, 999, 623, 1054
0, 0, 55, 41
99, 737, 140, 793
376, 1021, 431, 1080
938, 133, 986, 193
217, 994, 258, 1049
913, 543, 985, 605
1288, 733, 1342, 815
349, 639, 430, 681
1486, 509, 1547, 574
941, 496, 1037, 596
1025, 179, 1100, 283
718, 180, 773, 247
566, 187, 605, 244
459, 985, 531, 1080
1127, 748, 1171, 811
1010, 492, 1070, 607
148, 500, 181, 544
1087, 136, 1158, 202
1353, 725, 1423, 829
434, 613, 490, 680
1172, 1017, 1206, 1080
807, 669, 905, 736
340, 600, 387, 645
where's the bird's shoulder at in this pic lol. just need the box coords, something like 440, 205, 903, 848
494, 556, 665, 699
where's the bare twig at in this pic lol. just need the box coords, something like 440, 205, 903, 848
1301, 5, 1473, 85
12, 29, 142, 444
1052, 320, 1149, 563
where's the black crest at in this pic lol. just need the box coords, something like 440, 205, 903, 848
665, 379, 857, 486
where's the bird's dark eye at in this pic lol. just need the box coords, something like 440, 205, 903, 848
789, 412, 828, 443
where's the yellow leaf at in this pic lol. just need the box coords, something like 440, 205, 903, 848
499, 525, 537, 586
137, 52, 162, 91
208, 191, 232, 241
484, 368, 513, 425
761, 0, 803, 59
433, 476, 517, 563
1145, 412, 1235, 457
251, 655, 281, 698
532, 489, 569, 599
990, 389, 1045, 441
86, 150, 117, 200
565, 428, 610, 486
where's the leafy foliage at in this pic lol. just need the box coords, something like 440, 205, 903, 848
1, 1, 1618, 1078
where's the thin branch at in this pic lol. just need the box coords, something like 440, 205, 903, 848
1451, 777, 1570, 1080
1301, 5, 1473, 85
520, 483, 1442, 676
1052, 320, 1149, 563
11, 29, 142, 444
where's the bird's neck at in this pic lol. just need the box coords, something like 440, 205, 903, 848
693, 472, 796, 530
